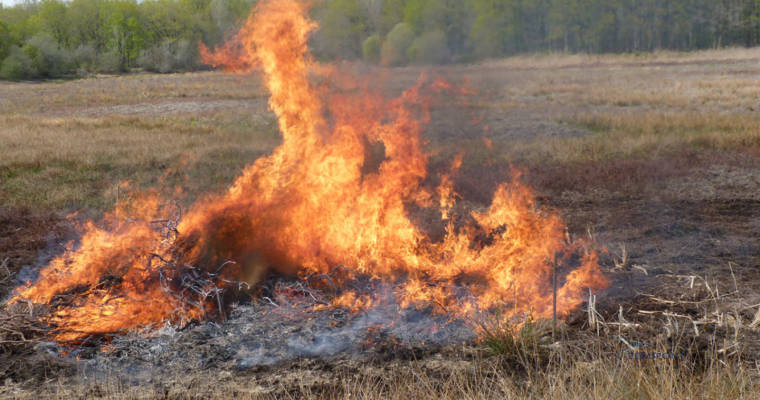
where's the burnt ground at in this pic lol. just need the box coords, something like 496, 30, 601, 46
4, 148, 760, 395
0, 207, 70, 299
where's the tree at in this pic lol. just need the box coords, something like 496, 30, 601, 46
104, 1, 145, 71
313, 0, 368, 59
380, 0, 406, 35
407, 29, 449, 64
470, 0, 514, 57
38, 0, 70, 47
362, 34, 382, 62
0, 20, 11, 62
381, 22, 414, 65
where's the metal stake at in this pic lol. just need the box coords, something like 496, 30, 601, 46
552, 254, 558, 341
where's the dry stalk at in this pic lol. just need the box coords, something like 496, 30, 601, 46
587, 289, 605, 335
0, 257, 11, 286
612, 244, 628, 271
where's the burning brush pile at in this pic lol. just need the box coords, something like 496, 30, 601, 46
6, 0, 607, 359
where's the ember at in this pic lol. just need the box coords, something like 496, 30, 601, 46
10, 0, 607, 343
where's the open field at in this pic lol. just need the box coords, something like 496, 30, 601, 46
3, 47, 760, 398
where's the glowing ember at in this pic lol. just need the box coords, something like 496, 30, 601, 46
11, 0, 607, 343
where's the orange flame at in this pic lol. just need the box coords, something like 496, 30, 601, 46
11, 0, 607, 342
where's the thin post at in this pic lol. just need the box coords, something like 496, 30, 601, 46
552, 254, 558, 341
514, 283, 517, 316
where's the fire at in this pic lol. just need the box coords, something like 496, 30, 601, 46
10, 0, 607, 343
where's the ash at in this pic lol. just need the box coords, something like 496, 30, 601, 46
71, 279, 475, 381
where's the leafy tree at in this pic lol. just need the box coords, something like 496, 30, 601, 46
380, 0, 407, 35
104, 1, 145, 71
470, 0, 514, 57
0, 46, 35, 80
381, 22, 414, 65
3, 0, 760, 79
407, 29, 449, 64
38, 0, 71, 47
313, 0, 368, 59
362, 34, 381, 63
23, 33, 72, 77
0, 20, 11, 62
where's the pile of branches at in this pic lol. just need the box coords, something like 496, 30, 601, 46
0, 302, 69, 382
147, 253, 245, 322
0, 257, 49, 360
0, 302, 48, 351
145, 205, 251, 323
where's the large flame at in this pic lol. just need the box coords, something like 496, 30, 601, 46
11, 0, 607, 342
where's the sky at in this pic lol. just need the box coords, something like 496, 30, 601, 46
1, 0, 23, 6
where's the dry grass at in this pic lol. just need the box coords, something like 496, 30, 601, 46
475, 47, 760, 71
499, 112, 760, 164
0, 71, 276, 211
0, 350, 756, 399
0, 107, 279, 212
2, 48, 759, 212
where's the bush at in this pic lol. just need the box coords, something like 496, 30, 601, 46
407, 30, 450, 65
0, 47, 36, 81
381, 22, 414, 66
97, 50, 122, 73
0, 21, 11, 63
138, 39, 199, 73
72, 45, 97, 73
22, 34, 73, 78
479, 316, 551, 370
362, 35, 381, 64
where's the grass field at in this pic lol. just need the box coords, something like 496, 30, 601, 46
2, 47, 760, 398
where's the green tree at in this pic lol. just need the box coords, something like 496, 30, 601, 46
381, 21, 414, 65
104, 1, 145, 71
380, 0, 407, 34
0, 46, 35, 80
0, 20, 11, 62
407, 29, 449, 64
470, 0, 515, 57
362, 34, 381, 63
38, 0, 70, 47
314, 0, 368, 59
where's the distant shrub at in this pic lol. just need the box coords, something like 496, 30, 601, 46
381, 22, 414, 66
362, 35, 381, 64
72, 44, 98, 73
138, 39, 199, 73
0, 47, 35, 80
97, 50, 122, 73
22, 34, 73, 78
407, 30, 450, 65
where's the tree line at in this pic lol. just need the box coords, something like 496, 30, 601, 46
0, 0, 254, 80
1, 0, 759, 80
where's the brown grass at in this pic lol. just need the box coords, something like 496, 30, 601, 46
0, 350, 756, 399
0, 109, 279, 211
475, 47, 760, 71
499, 112, 760, 165
2, 48, 759, 212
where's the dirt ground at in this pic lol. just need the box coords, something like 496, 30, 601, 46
2, 48, 760, 398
